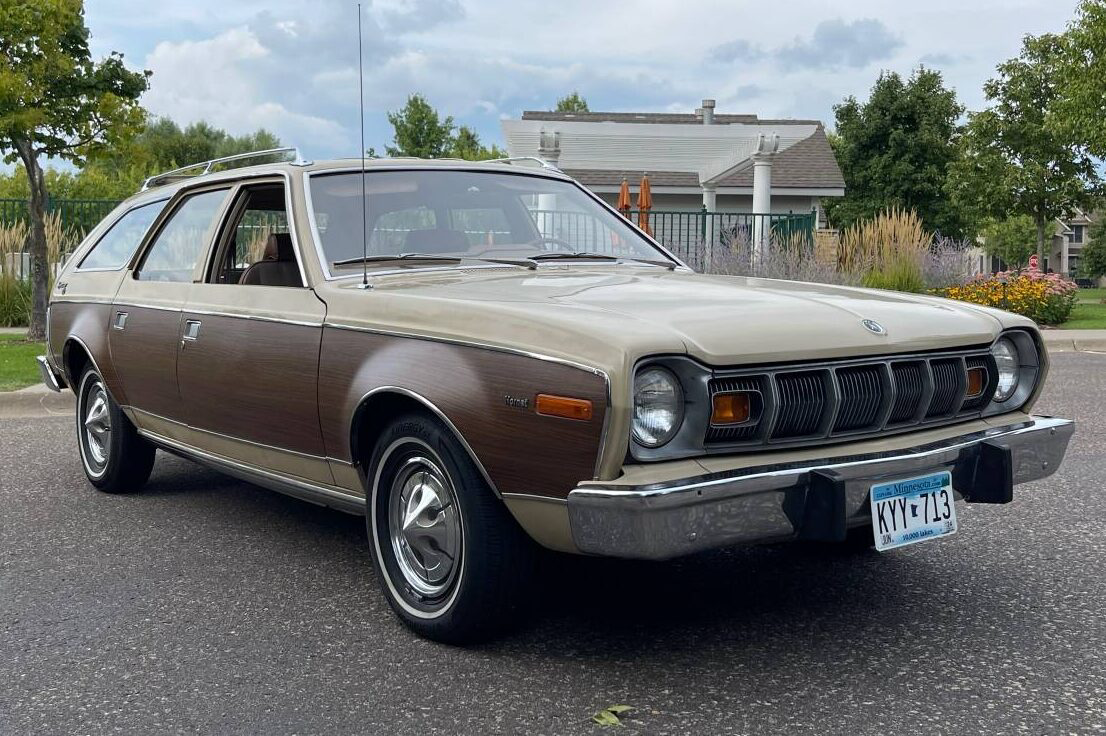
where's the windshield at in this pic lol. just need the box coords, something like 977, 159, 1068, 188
307, 169, 672, 274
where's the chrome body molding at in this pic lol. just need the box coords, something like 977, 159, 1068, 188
36, 355, 64, 392
351, 386, 502, 497
567, 416, 1075, 560
501, 492, 567, 505
139, 429, 366, 516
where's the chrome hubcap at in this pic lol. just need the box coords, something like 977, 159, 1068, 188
388, 456, 461, 597
83, 382, 111, 467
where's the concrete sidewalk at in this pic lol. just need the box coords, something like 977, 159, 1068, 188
1040, 329, 1106, 353
0, 327, 27, 336
0, 383, 74, 419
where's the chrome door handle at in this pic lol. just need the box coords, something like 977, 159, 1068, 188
112, 311, 128, 330
183, 319, 202, 340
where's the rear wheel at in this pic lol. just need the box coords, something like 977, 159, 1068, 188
366, 412, 534, 644
76, 365, 155, 493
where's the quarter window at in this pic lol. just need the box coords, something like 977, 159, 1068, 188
137, 189, 229, 282
78, 200, 166, 270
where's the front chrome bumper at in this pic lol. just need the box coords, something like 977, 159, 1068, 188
567, 416, 1074, 560
36, 355, 65, 392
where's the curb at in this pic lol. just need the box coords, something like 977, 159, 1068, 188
0, 384, 75, 419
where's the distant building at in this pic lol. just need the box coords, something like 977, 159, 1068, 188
501, 99, 845, 224
1050, 209, 1096, 278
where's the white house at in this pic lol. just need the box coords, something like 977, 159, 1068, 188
500, 99, 845, 223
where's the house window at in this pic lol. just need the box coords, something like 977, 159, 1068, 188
1070, 225, 1084, 243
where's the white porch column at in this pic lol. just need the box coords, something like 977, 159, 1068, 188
750, 134, 778, 271
701, 183, 717, 269
537, 130, 561, 237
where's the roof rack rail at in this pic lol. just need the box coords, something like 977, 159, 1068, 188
141, 147, 308, 191
485, 156, 561, 171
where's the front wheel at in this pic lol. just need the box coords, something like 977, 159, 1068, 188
76, 365, 156, 493
366, 413, 534, 644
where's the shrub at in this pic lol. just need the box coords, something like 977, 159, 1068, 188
938, 269, 1079, 325
838, 208, 930, 293
710, 229, 861, 286
0, 215, 74, 327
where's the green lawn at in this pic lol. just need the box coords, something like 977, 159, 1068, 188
1064, 302, 1106, 329
1077, 287, 1106, 304
0, 333, 46, 391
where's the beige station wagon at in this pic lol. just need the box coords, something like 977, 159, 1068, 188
39, 149, 1074, 642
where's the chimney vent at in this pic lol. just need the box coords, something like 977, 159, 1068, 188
701, 98, 716, 125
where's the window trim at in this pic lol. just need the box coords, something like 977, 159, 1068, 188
126, 171, 312, 288
74, 198, 170, 273
203, 179, 305, 288
302, 167, 683, 281
132, 185, 234, 284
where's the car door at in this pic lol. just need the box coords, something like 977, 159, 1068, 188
176, 180, 331, 484
110, 186, 232, 428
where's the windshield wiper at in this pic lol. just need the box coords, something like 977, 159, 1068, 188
529, 251, 676, 270
333, 253, 462, 266
333, 252, 537, 270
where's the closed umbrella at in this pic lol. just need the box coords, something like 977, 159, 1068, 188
617, 176, 632, 219
637, 173, 653, 236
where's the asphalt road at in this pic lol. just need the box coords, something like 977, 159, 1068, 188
2, 352, 1104, 735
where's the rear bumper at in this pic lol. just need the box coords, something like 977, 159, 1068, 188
36, 355, 65, 392
567, 416, 1074, 560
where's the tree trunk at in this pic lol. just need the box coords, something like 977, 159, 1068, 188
1035, 216, 1046, 270
16, 140, 49, 340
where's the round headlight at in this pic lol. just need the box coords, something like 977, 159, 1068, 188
991, 337, 1019, 402
632, 367, 684, 447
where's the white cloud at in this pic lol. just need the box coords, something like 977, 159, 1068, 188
80, 0, 1083, 161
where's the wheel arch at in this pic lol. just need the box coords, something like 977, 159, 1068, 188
349, 386, 501, 499
62, 336, 99, 388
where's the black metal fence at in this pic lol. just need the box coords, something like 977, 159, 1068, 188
0, 198, 121, 280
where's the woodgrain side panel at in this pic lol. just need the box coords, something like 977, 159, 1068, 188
107, 306, 184, 421
319, 329, 608, 499
177, 315, 326, 458
48, 301, 120, 398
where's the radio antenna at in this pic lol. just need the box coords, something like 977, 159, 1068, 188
357, 2, 369, 288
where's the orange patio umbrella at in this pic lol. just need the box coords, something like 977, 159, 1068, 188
617, 176, 632, 219
636, 173, 653, 236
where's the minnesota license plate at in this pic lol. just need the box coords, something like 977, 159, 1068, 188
869, 471, 957, 551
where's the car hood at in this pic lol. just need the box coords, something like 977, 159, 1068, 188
327, 266, 1026, 371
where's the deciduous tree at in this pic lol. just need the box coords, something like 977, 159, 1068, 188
385, 94, 454, 158
0, 0, 149, 338
1082, 217, 1106, 279
1055, 0, 1106, 158
554, 92, 589, 113
448, 126, 506, 161
825, 68, 967, 237
980, 216, 1038, 269
947, 34, 1100, 264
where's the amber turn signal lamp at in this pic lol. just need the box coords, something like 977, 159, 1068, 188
966, 367, 986, 398
535, 394, 593, 421
711, 392, 752, 425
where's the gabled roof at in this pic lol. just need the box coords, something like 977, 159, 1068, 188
505, 109, 844, 192
522, 111, 822, 126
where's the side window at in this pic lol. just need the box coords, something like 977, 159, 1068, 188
78, 200, 167, 270
208, 184, 301, 287
137, 189, 228, 282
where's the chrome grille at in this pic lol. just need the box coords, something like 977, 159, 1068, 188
772, 371, 827, 438
833, 364, 884, 432
705, 348, 996, 451
888, 361, 925, 424
926, 358, 963, 418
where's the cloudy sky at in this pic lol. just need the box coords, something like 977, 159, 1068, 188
85, 0, 1081, 160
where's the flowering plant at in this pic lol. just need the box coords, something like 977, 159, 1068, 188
937, 268, 1078, 325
